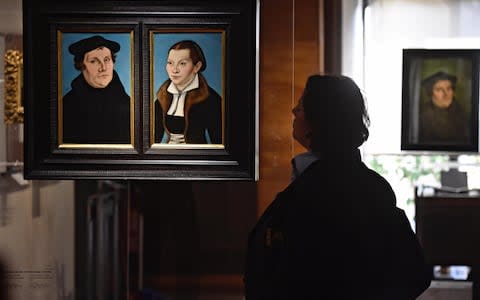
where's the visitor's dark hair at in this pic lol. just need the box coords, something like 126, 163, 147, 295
302, 74, 370, 153
168, 40, 207, 72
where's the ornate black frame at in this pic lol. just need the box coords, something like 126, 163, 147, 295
24, 0, 259, 180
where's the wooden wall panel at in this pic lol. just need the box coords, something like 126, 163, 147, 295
293, 0, 322, 155
258, 0, 322, 216
323, 0, 342, 74
258, 0, 295, 216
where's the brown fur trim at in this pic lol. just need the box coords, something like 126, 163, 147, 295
155, 74, 210, 139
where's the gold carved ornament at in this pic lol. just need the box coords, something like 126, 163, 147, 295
4, 49, 24, 124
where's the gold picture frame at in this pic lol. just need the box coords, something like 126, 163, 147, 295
4, 49, 24, 124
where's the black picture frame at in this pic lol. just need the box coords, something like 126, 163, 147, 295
23, 0, 259, 180
401, 49, 480, 153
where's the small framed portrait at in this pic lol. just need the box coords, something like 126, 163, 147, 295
23, 0, 258, 180
149, 30, 225, 148
401, 49, 480, 152
58, 31, 135, 147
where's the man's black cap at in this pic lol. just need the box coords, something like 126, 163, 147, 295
421, 71, 457, 91
68, 35, 120, 63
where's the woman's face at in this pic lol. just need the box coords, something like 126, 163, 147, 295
81, 47, 114, 88
292, 93, 312, 149
166, 49, 202, 91
431, 79, 454, 108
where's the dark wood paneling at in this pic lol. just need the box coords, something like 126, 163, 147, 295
258, 0, 295, 216
136, 181, 256, 276
258, 0, 323, 216
323, 0, 342, 74
293, 0, 321, 155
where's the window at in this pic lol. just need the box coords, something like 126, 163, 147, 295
342, 0, 480, 227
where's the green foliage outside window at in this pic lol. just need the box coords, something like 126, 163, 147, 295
364, 154, 449, 206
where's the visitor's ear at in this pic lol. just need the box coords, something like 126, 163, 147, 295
305, 131, 313, 145
305, 128, 313, 146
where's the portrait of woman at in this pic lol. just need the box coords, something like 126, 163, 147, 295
60, 32, 133, 145
152, 32, 224, 145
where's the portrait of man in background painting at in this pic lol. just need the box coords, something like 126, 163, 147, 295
401, 49, 477, 152
418, 70, 469, 144
60, 33, 133, 145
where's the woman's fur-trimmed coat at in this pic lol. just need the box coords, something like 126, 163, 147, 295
154, 74, 222, 144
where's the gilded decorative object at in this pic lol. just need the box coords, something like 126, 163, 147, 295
4, 49, 24, 124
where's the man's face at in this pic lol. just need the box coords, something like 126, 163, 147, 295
82, 47, 114, 88
431, 79, 454, 108
166, 49, 202, 91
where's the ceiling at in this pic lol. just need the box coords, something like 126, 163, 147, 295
0, 0, 22, 35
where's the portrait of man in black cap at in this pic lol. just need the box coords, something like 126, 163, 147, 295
418, 70, 469, 144
62, 34, 131, 144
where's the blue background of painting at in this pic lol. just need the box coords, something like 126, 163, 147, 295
61, 32, 132, 96
152, 32, 223, 98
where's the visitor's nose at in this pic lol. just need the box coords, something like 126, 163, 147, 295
292, 105, 299, 115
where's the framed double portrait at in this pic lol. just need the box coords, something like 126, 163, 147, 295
24, 0, 259, 180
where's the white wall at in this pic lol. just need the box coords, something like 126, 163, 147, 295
341, 0, 364, 88
0, 181, 75, 300
0, 0, 22, 35
0, 0, 75, 299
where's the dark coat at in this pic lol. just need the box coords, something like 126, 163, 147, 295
419, 99, 469, 144
62, 71, 131, 144
154, 74, 222, 144
244, 150, 432, 300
